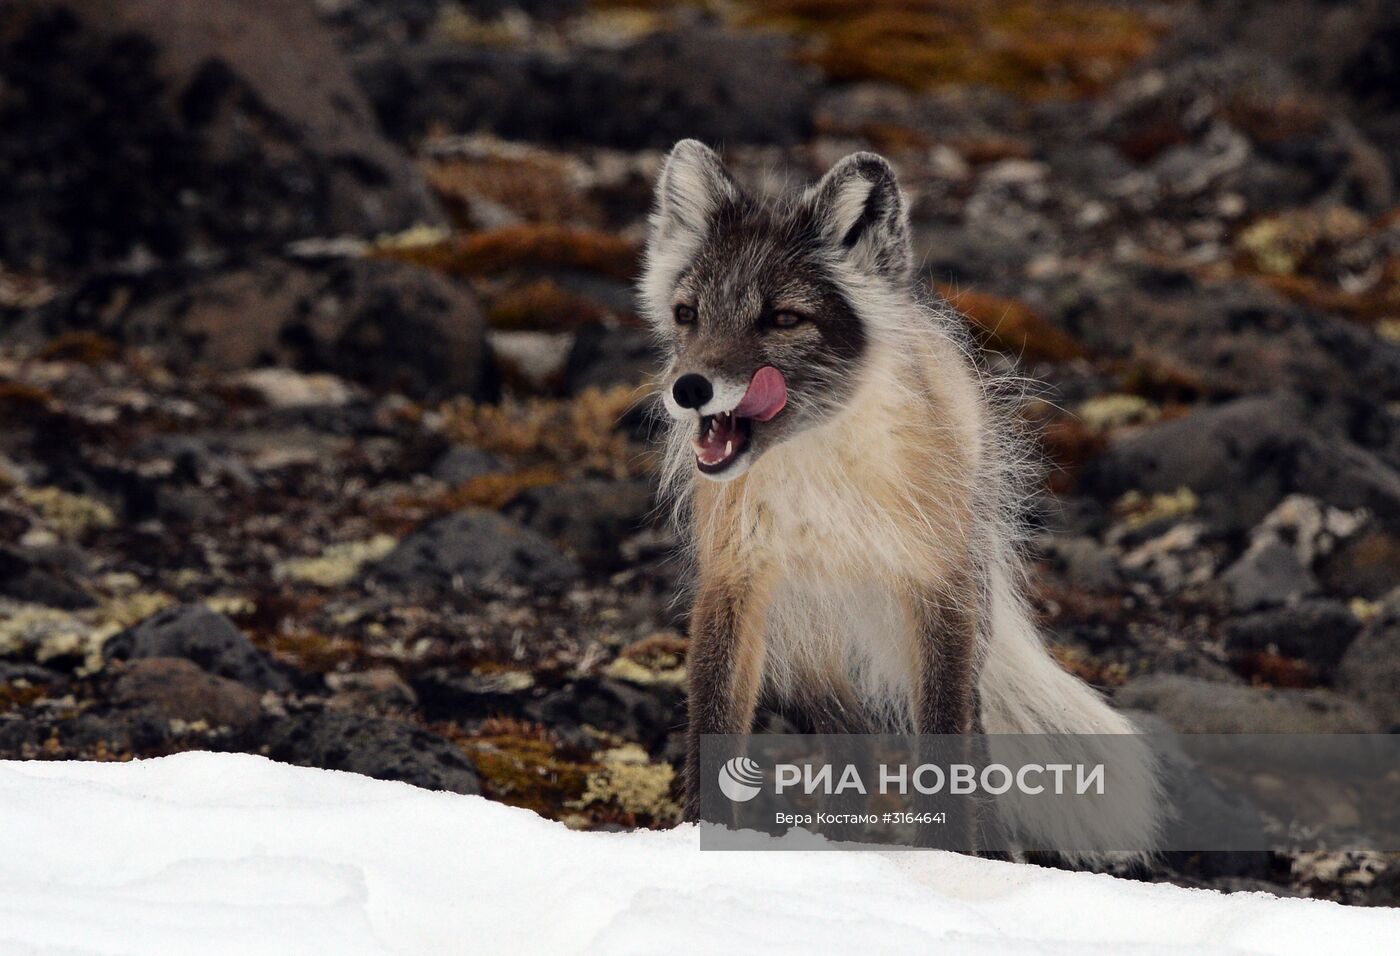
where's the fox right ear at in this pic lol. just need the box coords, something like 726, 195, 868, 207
650, 140, 740, 251
805, 152, 912, 283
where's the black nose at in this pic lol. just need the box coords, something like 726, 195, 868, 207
672, 373, 713, 410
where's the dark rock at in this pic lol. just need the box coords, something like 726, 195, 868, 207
55, 709, 174, 755
111, 657, 262, 730
0, 545, 94, 609
354, 28, 816, 149
0, 0, 441, 275
24, 257, 494, 400
1220, 600, 1361, 674
1037, 535, 1120, 593
1336, 591, 1400, 730
1051, 266, 1400, 401
104, 605, 292, 693
505, 479, 653, 571
1131, 714, 1275, 882
430, 446, 504, 485
1081, 393, 1400, 534
1219, 540, 1319, 612
1318, 528, 1400, 600
367, 509, 581, 592
257, 710, 479, 795
564, 325, 658, 394
525, 677, 681, 753
1114, 674, 1380, 734
412, 667, 539, 724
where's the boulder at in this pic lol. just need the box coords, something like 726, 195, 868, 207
1220, 600, 1362, 674
1081, 393, 1400, 534
111, 657, 262, 731
354, 27, 817, 149
257, 710, 479, 795
22, 257, 494, 400
103, 604, 292, 693
366, 509, 581, 592
1114, 674, 1380, 734
1336, 591, 1400, 730
0, 0, 441, 274
1051, 266, 1400, 401
505, 478, 653, 571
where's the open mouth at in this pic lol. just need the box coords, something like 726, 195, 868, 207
685, 366, 787, 476
692, 411, 752, 474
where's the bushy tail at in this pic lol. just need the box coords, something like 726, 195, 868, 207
977, 561, 1163, 864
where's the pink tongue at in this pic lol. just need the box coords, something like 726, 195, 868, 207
733, 366, 787, 422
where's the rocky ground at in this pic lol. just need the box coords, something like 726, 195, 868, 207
3, 0, 1400, 904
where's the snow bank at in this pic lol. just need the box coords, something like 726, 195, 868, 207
0, 753, 1394, 955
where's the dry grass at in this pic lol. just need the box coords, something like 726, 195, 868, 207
437, 385, 655, 478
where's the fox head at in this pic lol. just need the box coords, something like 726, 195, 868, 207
640, 140, 914, 482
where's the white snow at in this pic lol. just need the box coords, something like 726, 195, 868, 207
0, 752, 1395, 955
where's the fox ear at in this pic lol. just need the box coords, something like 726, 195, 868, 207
806, 153, 912, 282
650, 140, 741, 252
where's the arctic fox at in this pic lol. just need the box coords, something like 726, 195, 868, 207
641, 140, 1160, 858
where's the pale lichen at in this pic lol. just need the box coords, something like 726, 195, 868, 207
15, 486, 116, 537
572, 744, 680, 821
275, 535, 399, 587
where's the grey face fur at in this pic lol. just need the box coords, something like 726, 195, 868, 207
643, 140, 913, 481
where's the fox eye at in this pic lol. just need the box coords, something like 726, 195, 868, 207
674, 304, 697, 325
769, 310, 806, 329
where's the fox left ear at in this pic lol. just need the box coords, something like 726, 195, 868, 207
805, 153, 912, 283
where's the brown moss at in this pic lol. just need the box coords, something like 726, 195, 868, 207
948, 135, 1033, 166
402, 464, 564, 513
1238, 651, 1316, 690
739, 0, 1163, 100
486, 278, 609, 332
264, 630, 362, 674
1222, 92, 1328, 146
437, 386, 654, 478
462, 732, 592, 817
0, 682, 49, 713
937, 284, 1087, 362
0, 381, 54, 421
36, 331, 120, 365
425, 156, 600, 227
376, 225, 639, 281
